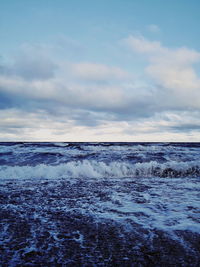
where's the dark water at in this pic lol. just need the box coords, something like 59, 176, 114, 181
0, 142, 200, 266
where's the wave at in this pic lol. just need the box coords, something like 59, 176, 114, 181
0, 160, 200, 180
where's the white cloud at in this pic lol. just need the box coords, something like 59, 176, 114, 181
125, 35, 163, 53
1, 37, 200, 141
71, 62, 129, 81
1, 108, 199, 142
147, 24, 160, 33
125, 35, 200, 108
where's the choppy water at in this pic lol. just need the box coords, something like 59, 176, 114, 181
0, 142, 200, 266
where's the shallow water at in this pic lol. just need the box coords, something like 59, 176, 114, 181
0, 142, 200, 266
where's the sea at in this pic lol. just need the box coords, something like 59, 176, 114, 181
0, 142, 200, 266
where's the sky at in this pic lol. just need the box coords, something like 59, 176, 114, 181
0, 0, 200, 141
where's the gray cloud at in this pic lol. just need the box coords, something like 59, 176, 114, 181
0, 37, 200, 141
13, 56, 57, 81
1, 44, 58, 81
169, 124, 200, 133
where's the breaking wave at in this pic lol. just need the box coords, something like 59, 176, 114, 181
0, 160, 200, 180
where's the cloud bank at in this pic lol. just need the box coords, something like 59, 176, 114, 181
0, 36, 200, 141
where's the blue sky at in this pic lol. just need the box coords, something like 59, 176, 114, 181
0, 0, 200, 141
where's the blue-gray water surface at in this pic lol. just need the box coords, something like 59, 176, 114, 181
0, 142, 200, 266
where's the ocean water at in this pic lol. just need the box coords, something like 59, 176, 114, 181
0, 142, 200, 266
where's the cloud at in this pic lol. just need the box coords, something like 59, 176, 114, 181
124, 110, 200, 140
0, 67, 158, 123
147, 24, 160, 33
125, 35, 200, 109
3, 45, 58, 81
13, 55, 57, 81
125, 35, 163, 53
2, 108, 199, 142
0, 50, 147, 116
71, 62, 129, 82
0, 74, 124, 109
0, 37, 200, 141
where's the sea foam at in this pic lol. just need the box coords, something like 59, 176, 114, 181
0, 159, 199, 180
